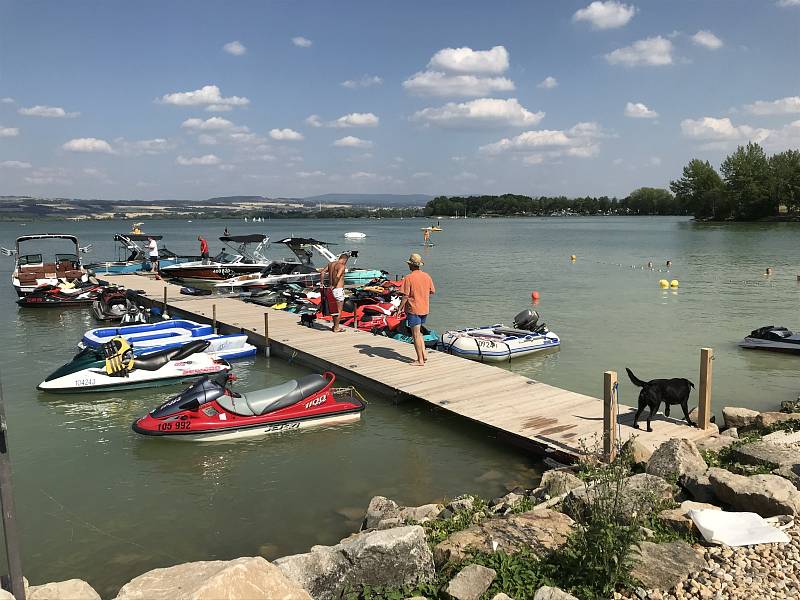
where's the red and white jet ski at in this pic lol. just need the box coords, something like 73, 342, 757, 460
132, 371, 365, 441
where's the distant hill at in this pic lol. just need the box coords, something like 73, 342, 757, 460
302, 193, 432, 206
206, 195, 269, 204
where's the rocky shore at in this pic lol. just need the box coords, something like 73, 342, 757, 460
8, 405, 800, 600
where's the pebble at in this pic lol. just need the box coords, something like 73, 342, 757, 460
620, 523, 800, 600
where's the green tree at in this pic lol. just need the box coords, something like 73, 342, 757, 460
769, 149, 800, 213
626, 187, 674, 215
720, 142, 773, 219
669, 159, 723, 218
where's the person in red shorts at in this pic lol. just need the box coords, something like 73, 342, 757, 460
396, 253, 435, 366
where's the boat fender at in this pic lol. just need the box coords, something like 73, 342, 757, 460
658, 279, 669, 288
670, 279, 679, 288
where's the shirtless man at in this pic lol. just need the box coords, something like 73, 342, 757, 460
320, 253, 349, 332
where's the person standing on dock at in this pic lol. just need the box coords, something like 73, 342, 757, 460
198, 235, 209, 264
147, 236, 161, 280
320, 253, 349, 332
396, 253, 435, 366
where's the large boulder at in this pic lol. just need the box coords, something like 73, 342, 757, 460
681, 471, 716, 503
565, 473, 674, 521
707, 467, 800, 516
433, 509, 572, 567
631, 541, 706, 590
363, 496, 399, 529
621, 438, 653, 467
361, 496, 442, 530
722, 407, 759, 430
646, 438, 707, 481
731, 440, 800, 467
774, 464, 800, 487
536, 470, 583, 498
276, 525, 434, 600
445, 564, 496, 600
114, 557, 311, 600
533, 587, 579, 600
657, 500, 720, 536
756, 412, 800, 429
696, 435, 737, 453
28, 579, 101, 600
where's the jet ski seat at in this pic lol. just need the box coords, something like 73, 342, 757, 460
220, 374, 329, 416
133, 339, 211, 371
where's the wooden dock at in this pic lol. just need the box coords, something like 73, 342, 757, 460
103, 274, 716, 460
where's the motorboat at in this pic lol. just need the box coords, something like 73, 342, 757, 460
213, 238, 384, 292
739, 326, 800, 353
17, 281, 104, 308
160, 234, 271, 283
39, 338, 231, 393
439, 309, 560, 362
80, 319, 257, 360
131, 371, 365, 441
87, 233, 194, 274
2, 234, 90, 296
344, 232, 366, 239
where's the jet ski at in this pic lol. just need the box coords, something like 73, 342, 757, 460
439, 309, 560, 362
39, 338, 231, 393
739, 326, 800, 353
132, 371, 365, 441
91, 287, 143, 322
17, 281, 104, 308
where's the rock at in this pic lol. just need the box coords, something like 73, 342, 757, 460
631, 541, 707, 590
447, 496, 475, 513
622, 438, 653, 467
445, 564, 496, 600
534, 587, 579, 600
114, 557, 311, 600
762, 430, 800, 445
28, 580, 101, 600
491, 492, 523, 510
722, 407, 759, 430
406, 597, 428, 600
363, 496, 399, 529
658, 501, 720, 535
696, 435, 737, 453
646, 439, 708, 481
774, 464, 800, 487
720, 427, 738, 438
566, 473, 674, 521
780, 399, 800, 413
732, 440, 799, 467
362, 496, 443, 529
756, 412, 800, 429
537, 470, 583, 498
277, 525, 434, 600
377, 517, 403, 530
399, 503, 443, 523
491, 595, 514, 600
433, 509, 573, 567
681, 471, 716, 503
707, 467, 800, 516
0, 590, 12, 600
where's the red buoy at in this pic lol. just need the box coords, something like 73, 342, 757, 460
531, 291, 540, 301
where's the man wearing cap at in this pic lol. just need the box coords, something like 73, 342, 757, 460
396, 253, 435, 366
319, 252, 350, 332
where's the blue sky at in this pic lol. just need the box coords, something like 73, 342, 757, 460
1, 0, 799, 200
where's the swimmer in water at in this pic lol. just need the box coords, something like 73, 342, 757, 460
766, 267, 774, 276
666, 260, 672, 269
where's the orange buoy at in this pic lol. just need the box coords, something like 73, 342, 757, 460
531, 291, 540, 301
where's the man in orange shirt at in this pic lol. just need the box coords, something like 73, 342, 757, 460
396, 253, 435, 366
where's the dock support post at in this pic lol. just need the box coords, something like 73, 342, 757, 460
0, 374, 25, 600
698, 348, 713, 430
603, 370, 618, 462
264, 312, 270, 357
212, 304, 217, 334
162, 286, 167, 312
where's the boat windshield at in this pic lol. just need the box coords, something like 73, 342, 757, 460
213, 251, 241, 264
18, 253, 43, 266
56, 253, 79, 266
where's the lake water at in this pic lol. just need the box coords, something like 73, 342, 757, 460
1, 216, 799, 595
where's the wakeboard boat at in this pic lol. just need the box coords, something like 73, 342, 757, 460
87, 233, 195, 274
2, 234, 90, 296
160, 234, 270, 283
739, 326, 800, 353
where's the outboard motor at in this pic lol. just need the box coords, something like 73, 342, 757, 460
513, 309, 539, 331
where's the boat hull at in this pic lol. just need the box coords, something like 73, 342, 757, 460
161, 263, 265, 282
739, 338, 800, 353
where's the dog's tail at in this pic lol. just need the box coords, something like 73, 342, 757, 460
688, 380, 695, 389
625, 367, 648, 388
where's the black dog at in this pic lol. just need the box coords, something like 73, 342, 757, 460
626, 368, 695, 432
298, 313, 316, 328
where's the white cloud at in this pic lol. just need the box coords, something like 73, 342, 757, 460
0, 160, 31, 169
537, 76, 558, 89
182, 117, 242, 131
403, 71, 515, 97
606, 36, 673, 67
777, 0, 800, 6
573, 1, 637, 29
332, 112, 379, 128
62, 137, 114, 154
292, 36, 312, 48
412, 98, 544, 128
115, 137, 174, 155
480, 122, 607, 160
1, 98, 13, 104
453, 171, 478, 181
648, 156, 662, 166
305, 114, 323, 127
680, 116, 769, 142
762, 119, 800, 150
157, 85, 250, 110
428, 45, 509, 75
341, 75, 383, 89
206, 104, 234, 112
176, 154, 221, 166
297, 170, 325, 178
223, 40, 247, 56
744, 96, 800, 115
624, 102, 659, 119
0, 126, 19, 137
692, 30, 723, 50
269, 128, 304, 141
18, 105, 79, 118
412, 172, 432, 178
333, 136, 372, 148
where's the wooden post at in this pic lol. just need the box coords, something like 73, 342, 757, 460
212, 304, 217, 334
162, 286, 167, 311
264, 312, 270, 357
603, 370, 618, 462
698, 348, 713, 430
0, 374, 25, 600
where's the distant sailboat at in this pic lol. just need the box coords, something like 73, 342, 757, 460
244, 217, 249, 222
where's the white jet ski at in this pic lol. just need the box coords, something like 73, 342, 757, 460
740, 326, 800, 353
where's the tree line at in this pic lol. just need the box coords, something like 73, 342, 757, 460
425, 142, 800, 221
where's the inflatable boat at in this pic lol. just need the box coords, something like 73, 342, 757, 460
739, 326, 800, 353
39, 338, 231, 393
439, 309, 560, 362
80, 320, 257, 360
132, 371, 365, 441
